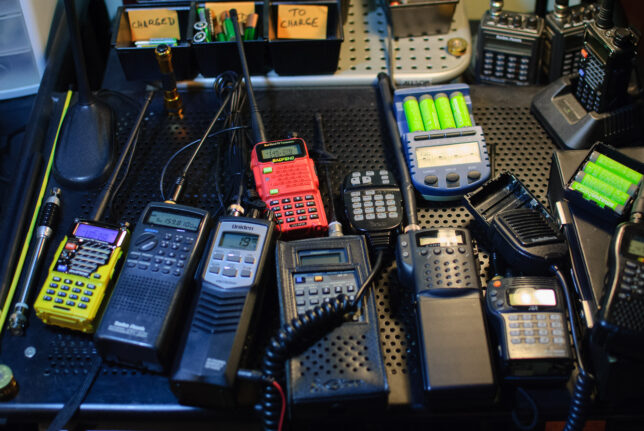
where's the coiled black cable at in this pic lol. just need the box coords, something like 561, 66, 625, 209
259, 294, 354, 430
259, 251, 385, 430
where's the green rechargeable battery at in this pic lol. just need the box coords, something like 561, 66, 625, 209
582, 161, 638, 195
570, 181, 624, 214
419, 94, 441, 131
434, 93, 456, 129
589, 151, 643, 185
575, 171, 631, 206
403, 96, 424, 132
449, 91, 472, 128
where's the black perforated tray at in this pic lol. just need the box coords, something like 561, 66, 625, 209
0, 85, 570, 428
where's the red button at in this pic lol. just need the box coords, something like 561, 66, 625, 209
65, 242, 77, 251
580, 48, 588, 58
493, 280, 502, 288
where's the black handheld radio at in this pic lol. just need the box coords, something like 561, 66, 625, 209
485, 276, 573, 382
475, 0, 544, 85
574, 0, 639, 113
396, 228, 497, 398
94, 202, 211, 372
171, 211, 276, 406
542, 1, 597, 82
593, 185, 644, 360
94, 84, 241, 372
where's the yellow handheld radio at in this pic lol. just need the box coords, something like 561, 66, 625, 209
34, 219, 129, 333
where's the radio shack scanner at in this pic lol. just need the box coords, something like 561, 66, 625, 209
475, 0, 544, 86
251, 137, 328, 238
34, 220, 130, 333
95, 202, 212, 372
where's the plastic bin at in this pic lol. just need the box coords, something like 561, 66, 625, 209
112, 5, 197, 81
268, 0, 343, 75
188, 1, 269, 76
387, 0, 457, 38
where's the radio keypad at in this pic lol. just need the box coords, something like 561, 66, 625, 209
293, 271, 362, 321
616, 258, 644, 301
126, 233, 193, 277
506, 313, 565, 346
268, 194, 319, 227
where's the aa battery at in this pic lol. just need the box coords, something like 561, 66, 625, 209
582, 161, 638, 195
589, 151, 643, 185
419, 95, 441, 131
570, 181, 624, 214
449, 91, 472, 128
575, 171, 631, 206
403, 96, 424, 132
434, 93, 456, 129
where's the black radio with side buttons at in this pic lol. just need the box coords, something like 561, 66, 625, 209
95, 202, 212, 372
475, 1, 544, 85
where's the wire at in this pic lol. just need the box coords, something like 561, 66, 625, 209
354, 251, 384, 306
272, 380, 286, 431
159, 126, 247, 201
511, 387, 539, 431
0, 90, 72, 335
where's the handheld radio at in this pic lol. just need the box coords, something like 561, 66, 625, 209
377, 73, 496, 400
592, 185, 644, 360
171, 211, 276, 406
574, 0, 639, 113
475, 0, 544, 85
33, 90, 155, 334
485, 276, 573, 382
34, 220, 130, 333
94, 202, 211, 372
250, 137, 328, 238
93, 85, 239, 372
275, 234, 388, 412
396, 228, 496, 398
542, 1, 597, 82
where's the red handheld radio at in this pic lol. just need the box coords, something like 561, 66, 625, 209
251, 138, 328, 237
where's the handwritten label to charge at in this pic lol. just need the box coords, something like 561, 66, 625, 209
128, 9, 180, 41
205, 2, 255, 24
277, 5, 327, 40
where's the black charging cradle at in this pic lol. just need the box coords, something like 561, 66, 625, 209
531, 74, 643, 150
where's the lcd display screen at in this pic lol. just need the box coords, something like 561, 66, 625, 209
146, 209, 201, 231
627, 236, 644, 257
261, 144, 302, 160
418, 230, 464, 247
298, 250, 347, 265
416, 142, 481, 168
219, 232, 259, 251
74, 223, 119, 243
508, 288, 557, 307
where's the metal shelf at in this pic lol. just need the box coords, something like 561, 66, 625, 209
192, 0, 472, 88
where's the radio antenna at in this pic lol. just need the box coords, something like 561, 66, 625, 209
313, 113, 341, 237
230, 9, 266, 144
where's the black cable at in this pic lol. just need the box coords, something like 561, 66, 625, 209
258, 254, 384, 431
107, 130, 139, 221
313, 113, 338, 224
511, 387, 539, 431
159, 126, 247, 201
168, 84, 237, 203
550, 264, 595, 431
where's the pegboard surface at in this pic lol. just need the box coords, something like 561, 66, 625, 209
0, 86, 559, 426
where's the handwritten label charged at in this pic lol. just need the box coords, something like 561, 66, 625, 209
128, 8, 180, 41
276, 5, 327, 40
